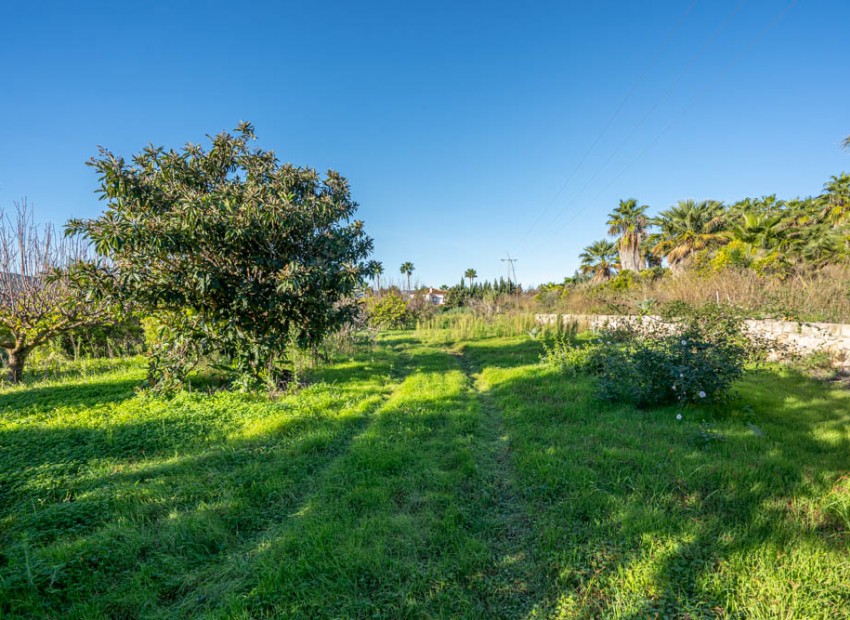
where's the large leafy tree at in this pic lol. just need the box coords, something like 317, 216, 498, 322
649, 200, 727, 273
0, 200, 118, 382
579, 239, 619, 284
606, 198, 650, 272
400, 261, 415, 291
68, 123, 375, 390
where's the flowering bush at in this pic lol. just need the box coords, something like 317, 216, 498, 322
544, 303, 761, 408
593, 305, 753, 407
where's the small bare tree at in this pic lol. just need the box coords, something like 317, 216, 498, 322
0, 199, 117, 382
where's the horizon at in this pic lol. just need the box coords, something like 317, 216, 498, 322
1, 0, 848, 288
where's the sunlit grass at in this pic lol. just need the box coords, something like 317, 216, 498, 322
1, 331, 848, 618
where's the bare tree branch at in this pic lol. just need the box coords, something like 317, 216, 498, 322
0, 199, 120, 382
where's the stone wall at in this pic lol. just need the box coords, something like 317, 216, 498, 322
535, 313, 850, 367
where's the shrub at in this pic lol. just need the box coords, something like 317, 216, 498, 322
541, 338, 600, 376
544, 304, 760, 409
593, 305, 754, 407
606, 270, 640, 291
364, 292, 413, 329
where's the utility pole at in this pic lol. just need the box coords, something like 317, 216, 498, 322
501, 253, 518, 292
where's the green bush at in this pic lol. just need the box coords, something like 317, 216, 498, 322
545, 304, 763, 409
364, 292, 413, 329
541, 338, 601, 376
594, 306, 753, 407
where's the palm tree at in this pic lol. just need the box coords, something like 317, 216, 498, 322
373, 261, 384, 292
463, 268, 477, 288
579, 239, 619, 284
727, 212, 785, 252
606, 198, 650, 272
648, 200, 727, 273
843, 135, 849, 150
820, 173, 850, 225
400, 261, 415, 292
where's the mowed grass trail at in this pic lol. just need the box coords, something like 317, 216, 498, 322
1, 333, 849, 618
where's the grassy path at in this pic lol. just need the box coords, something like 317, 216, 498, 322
453, 345, 542, 617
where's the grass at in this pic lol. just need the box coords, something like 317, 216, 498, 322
545, 265, 850, 323
1, 331, 849, 617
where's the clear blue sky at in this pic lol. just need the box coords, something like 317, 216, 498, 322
1, 0, 847, 287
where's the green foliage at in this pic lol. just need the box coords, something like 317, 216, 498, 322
605, 269, 640, 291
541, 337, 599, 376
594, 305, 755, 407
364, 291, 412, 328
2, 333, 850, 617
58, 317, 145, 359
68, 123, 375, 391
708, 239, 756, 272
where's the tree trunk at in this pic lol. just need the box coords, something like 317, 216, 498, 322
619, 239, 644, 272
7, 347, 29, 384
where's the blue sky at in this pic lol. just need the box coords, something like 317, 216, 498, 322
1, 0, 848, 287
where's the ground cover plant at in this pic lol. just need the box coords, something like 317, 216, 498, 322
1, 325, 849, 618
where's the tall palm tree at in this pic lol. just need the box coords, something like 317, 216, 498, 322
649, 199, 727, 273
579, 239, 619, 284
463, 268, 477, 288
373, 261, 384, 291
606, 198, 650, 272
400, 261, 415, 292
843, 135, 849, 150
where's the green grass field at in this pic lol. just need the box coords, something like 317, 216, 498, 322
1, 333, 849, 618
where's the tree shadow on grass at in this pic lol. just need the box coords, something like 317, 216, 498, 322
0, 382, 403, 617
458, 338, 545, 370
19, 357, 144, 384
0, 378, 140, 417
470, 357, 850, 618
0, 339, 440, 618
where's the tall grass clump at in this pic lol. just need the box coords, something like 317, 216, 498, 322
415, 311, 549, 344
551, 265, 850, 323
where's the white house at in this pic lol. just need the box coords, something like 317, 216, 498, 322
422, 288, 447, 305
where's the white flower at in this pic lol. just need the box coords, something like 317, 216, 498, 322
672, 385, 677, 391
679, 372, 684, 378
698, 391, 706, 398
681, 340, 687, 345
676, 413, 683, 420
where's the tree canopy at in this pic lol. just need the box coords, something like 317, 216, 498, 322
68, 123, 375, 390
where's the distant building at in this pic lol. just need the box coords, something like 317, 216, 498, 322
422, 288, 447, 305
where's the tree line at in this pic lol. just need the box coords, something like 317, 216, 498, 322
578, 170, 849, 284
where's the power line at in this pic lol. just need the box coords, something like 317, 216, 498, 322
517, 0, 701, 243
532, 0, 798, 258
518, 0, 749, 255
